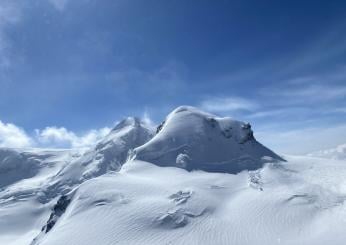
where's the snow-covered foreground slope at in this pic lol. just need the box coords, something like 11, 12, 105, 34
134, 106, 283, 173
33, 156, 346, 245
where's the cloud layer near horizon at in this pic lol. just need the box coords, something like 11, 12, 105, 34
307, 143, 346, 160
0, 120, 110, 149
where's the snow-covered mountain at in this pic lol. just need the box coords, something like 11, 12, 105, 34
133, 106, 283, 173
1, 106, 345, 245
46, 117, 154, 196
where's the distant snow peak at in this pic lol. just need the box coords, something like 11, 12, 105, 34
110, 117, 142, 132
51, 117, 154, 188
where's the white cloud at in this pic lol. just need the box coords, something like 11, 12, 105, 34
48, 0, 69, 11
307, 143, 346, 160
0, 2, 20, 24
247, 109, 288, 119
282, 84, 346, 101
0, 119, 111, 149
333, 107, 346, 114
0, 1, 21, 69
255, 124, 346, 155
260, 84, 346, 105
0, 120, 32, 148
35, 126, 111, 148
259, 68, 346, 106
199, 97, 257, 113
142, 110, 154, 127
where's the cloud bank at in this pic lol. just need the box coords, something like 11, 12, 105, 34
0, 120, 110, 149
0, 120, 33, 148
307, 143, 346, 160
255, 124, 346, 155
35, 126, 111, 148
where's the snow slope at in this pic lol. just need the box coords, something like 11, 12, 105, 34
0, 148, 75, 245
134, 106, 283, 173
0, 148, 64, 189
0, 117, 153, 245
33, 156, 346, 245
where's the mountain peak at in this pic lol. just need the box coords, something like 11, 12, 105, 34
133, 106, 283, 173
111, 117, 144, 132
45, 116, 155, 195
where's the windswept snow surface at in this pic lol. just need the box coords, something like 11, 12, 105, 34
33, 157, 346, 245
134, 106, 283, 173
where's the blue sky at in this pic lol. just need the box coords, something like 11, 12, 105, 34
0, 0, 346, 154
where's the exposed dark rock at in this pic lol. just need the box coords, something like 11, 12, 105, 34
43, 195, 71, 233
156, 120, 165, 134
242, 122, 251, 130
239, 123, 254, 144
221, 127, 232, 138
207, 117, 217, 128
169, 190, 193, 205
